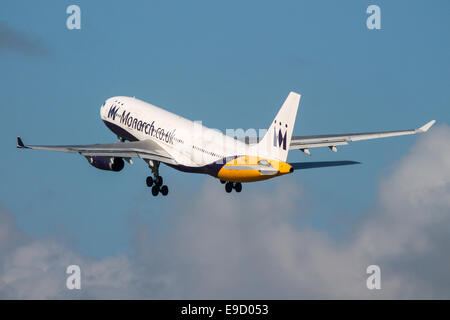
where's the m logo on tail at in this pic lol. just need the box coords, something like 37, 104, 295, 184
273, 126, 287, 150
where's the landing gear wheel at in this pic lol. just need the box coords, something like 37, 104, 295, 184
234, 182, 242, 193
225, 182, 233, 193
154, 176, 163, 187
160, 185, 169, 196
146, 176, 154, 187
151, 185, 160, 196
220, 180, 226, 184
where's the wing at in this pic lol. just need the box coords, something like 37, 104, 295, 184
16, 136, 177, 165
290, 120, 435, 154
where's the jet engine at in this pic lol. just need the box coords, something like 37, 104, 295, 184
86, 156, 125, 172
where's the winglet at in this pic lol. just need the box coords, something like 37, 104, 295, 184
17, 136, 26, 148
417, 120, 436, 133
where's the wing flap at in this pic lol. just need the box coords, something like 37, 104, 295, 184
290, 140, 348, 149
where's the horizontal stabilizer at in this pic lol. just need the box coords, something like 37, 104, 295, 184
290, 161, 360, 170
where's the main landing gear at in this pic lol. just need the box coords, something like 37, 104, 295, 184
221, 180, 242, 193
145, 160, 169, 196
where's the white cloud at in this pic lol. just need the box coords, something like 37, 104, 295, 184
0, 125, 449, 299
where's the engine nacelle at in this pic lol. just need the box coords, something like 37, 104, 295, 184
87, 156, 125, 172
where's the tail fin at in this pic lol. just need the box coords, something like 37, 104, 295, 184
258, 92, 301, 161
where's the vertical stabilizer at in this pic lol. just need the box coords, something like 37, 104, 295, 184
258, 92, 301, 161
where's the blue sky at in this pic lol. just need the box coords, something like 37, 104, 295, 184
1, 0, 449, 263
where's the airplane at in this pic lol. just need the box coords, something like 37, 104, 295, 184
17, 92, 435, 196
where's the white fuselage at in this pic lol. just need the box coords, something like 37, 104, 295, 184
100, 96, 250, 169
